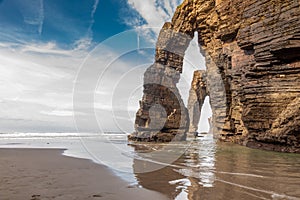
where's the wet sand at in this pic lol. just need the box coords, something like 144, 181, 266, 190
0, 148, 167, 200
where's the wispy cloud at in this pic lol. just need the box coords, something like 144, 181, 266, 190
85, 0, 100, 39
91, 0, 99, 18
123, 0, 183, 45
125, 0, 182, 33
38, 0, 44, 35
0, 0, 99, 48
20, 42, 73, 56
73, 37, 93, 51
19, 0, 45, 35
72, 0, 99, 52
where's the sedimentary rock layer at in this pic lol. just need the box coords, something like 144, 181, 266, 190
130, 0, 300, 152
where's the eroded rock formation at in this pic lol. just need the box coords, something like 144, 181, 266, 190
187, 70, 208, 133
130, 0, 300, 152
128, 24, 193, 142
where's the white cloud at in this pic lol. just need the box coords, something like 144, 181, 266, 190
125, 0, 182, 35
19, 42, 73, 56
0, 51, 67, 99
73, 37, 93, 51
0, 36, 149, 133
121, 0, 184, 55
0, 41, 85, 131
40, 110, 73, 117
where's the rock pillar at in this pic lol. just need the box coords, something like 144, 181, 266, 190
187, 70, 208, 133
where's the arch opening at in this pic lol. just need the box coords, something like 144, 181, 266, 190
198, 96, 212, 133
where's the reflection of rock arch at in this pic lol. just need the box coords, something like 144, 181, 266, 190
129, 144, 185, 199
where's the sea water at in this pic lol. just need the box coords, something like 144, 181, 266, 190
0, 132, 299, 200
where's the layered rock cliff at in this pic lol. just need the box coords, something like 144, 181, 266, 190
129, 0, 300, 153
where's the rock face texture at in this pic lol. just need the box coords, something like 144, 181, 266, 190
128, 24, 192, 142
130, 0, 300, 152
187, 70, 208, 133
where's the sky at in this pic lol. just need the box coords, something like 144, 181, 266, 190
0, 0, 210, 133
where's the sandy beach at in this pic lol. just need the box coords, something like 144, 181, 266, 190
0, 148, 167, 200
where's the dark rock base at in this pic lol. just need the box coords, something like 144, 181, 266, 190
128, 132, 186, 143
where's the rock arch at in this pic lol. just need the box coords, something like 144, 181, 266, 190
129, 0, 217, 142
129, 0, 300, 153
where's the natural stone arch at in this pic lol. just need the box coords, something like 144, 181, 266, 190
129, 0, 218, 142
130, 0, 300, 153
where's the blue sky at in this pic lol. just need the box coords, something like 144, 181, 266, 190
0, 0, 128, 44
0, 0, 180, 47
0, 0, 210, 133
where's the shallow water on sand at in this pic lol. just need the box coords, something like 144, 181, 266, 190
130, 134, 300, 200
0, 132, 299, 200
